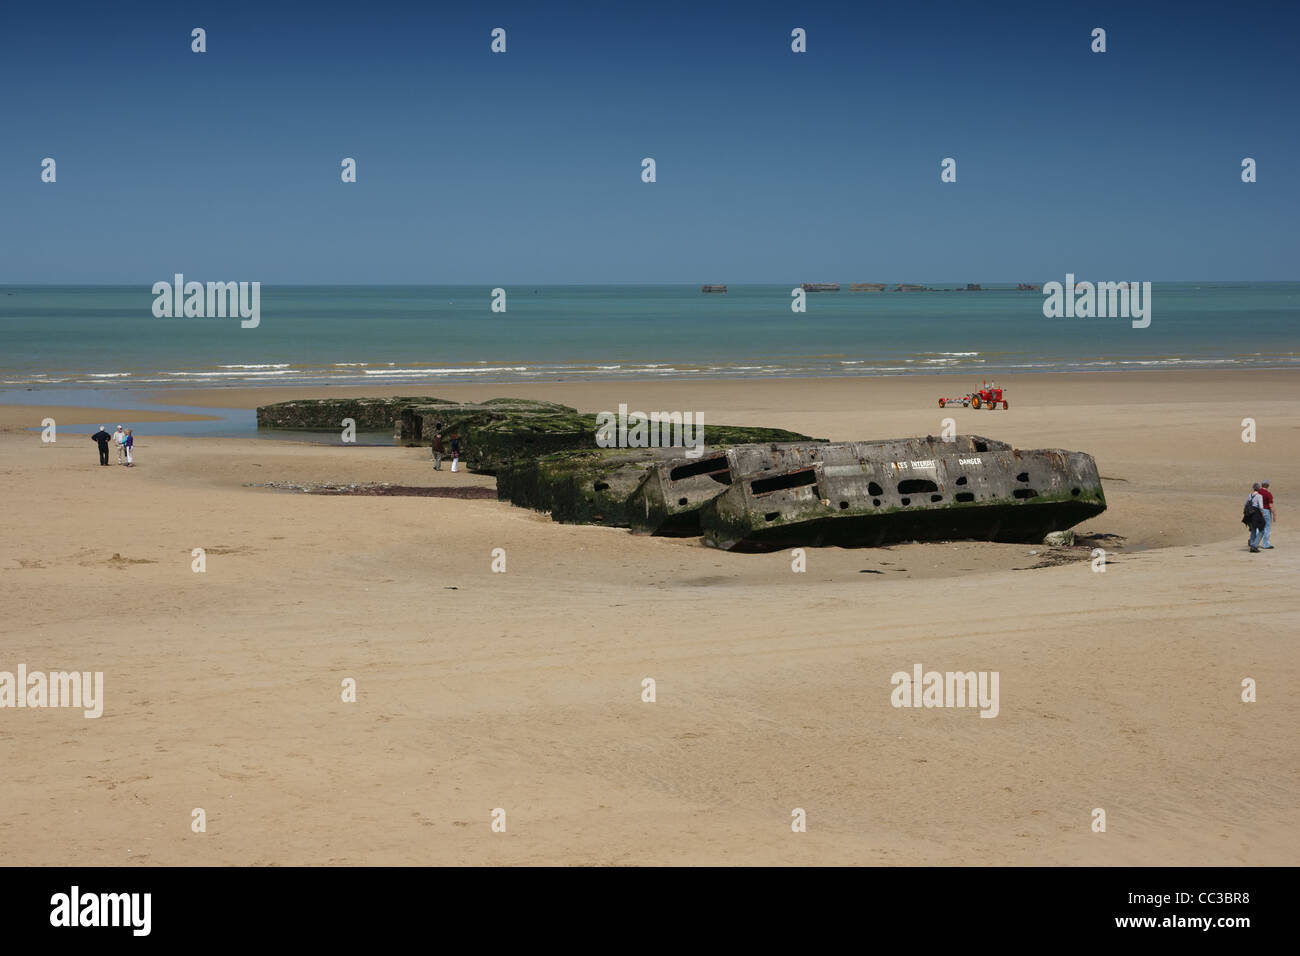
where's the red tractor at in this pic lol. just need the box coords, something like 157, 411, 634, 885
938, 382, 1009, 410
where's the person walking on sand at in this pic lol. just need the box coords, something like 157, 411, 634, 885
1244, 482, 1266, 553
431, 432, 445, 470
450, 434, 460, 473
124, 429, 135, 467
1259, 480, 1275, 549
90, 426, 112, 466
113, 425, 126, 464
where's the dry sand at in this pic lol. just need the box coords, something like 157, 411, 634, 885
1, 370, 1297, 865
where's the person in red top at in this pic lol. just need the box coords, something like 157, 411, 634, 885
1259, 480, 1275, 549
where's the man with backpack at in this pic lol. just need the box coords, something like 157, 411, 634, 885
1243, 483, 1267, 553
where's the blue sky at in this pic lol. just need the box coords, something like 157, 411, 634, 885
2, 0, 1296, 283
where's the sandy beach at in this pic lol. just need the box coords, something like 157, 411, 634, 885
1, 370, 1296, 865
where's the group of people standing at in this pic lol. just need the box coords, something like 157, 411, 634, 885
1243, 481, 1276, 553
90, 425, 135, 467
430, 431, 460, 472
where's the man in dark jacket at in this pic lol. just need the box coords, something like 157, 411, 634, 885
1244, 483, 1267, 552
431, 433, 445, 470
90, 426, 112, 465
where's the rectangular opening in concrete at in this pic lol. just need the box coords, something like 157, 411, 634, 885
669, 455, 730, 482
751, 470, 818, 495
898, 478, 939, 494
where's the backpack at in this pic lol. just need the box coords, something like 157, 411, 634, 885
1243, 498, 1260, 525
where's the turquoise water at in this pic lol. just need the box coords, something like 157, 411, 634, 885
0, 388, 388, 441
2, 283, 1298, 388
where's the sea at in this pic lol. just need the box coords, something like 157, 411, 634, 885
2, 283, 1298, 390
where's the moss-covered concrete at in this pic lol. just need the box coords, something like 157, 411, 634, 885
258, 396, 815, 476
256, 397, 445, 431
496, 423, 821, 527
496, 448, 674, 526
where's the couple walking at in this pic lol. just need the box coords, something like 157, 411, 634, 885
90, 425, 135, 466
1243, 481, 1275, 552
430, 432, 460, 472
